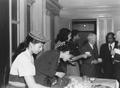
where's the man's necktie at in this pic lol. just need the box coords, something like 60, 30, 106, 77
109, 44, 112, 51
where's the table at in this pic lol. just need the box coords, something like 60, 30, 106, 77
52, 76, 119, 88
68, 76, 119, 88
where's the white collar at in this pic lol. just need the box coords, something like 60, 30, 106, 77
89, 43, 94, 49
109, 42, 115, 49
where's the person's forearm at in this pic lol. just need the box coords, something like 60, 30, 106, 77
24, 76, 50, 88
24, 76, 35, 88
72, 54, 84, 61
24, 76, 39, 88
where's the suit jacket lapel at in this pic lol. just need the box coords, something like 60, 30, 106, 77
88, 43, 93, 51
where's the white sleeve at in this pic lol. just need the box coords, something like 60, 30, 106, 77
18, 56, 35, 77
114, 48, 120, 55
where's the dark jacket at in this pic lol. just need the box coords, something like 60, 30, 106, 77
80, 43, 99, 77
35, 50, 59, 77
100, 41, 118, 74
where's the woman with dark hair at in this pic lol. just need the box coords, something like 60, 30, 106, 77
67, 30, 90, 76
106, 32, 115, 43
34, 44, 74, 87
8, 32, 49, 88
55, 28, 71, 49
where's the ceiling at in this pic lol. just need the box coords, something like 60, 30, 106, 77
58, 0, 120, 19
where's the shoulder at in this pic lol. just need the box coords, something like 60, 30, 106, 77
14, 51, 28, 62
82, 43, 89, 48
100, 43, 107, 48
12, 50, 32, 68
41, 50, 59, 56
18, 51, 30, 61
36, 50, 59, 59
10, 51, 32, 75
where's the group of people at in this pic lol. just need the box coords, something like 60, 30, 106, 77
55, 28, 102, 78
8, 27, 120, 88
54, 28, 120, 84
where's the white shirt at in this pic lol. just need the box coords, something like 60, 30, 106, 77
109, 42, 115, 50
10, 49, 35, 77
89, 43, 94, 49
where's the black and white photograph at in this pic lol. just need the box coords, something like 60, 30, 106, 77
0, 0, 120, 88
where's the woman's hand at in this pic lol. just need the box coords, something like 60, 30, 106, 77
24, 76, 50, 88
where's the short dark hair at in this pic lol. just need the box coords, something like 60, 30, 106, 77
106, 32, 115, 43
55, 28, 71, 43
71, 30, 80, 39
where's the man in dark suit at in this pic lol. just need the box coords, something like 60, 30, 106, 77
100, 32, 118, 79
80, 33, 102, 77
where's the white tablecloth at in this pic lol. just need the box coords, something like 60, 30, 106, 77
68, 76, 119, 88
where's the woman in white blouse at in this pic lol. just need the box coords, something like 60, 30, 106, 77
8, 32, 49, 88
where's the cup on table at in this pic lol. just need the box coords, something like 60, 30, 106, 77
89, 77, 96, 83
82, 75, 90, 82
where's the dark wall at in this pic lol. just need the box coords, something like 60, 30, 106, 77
0, 0, 9, 86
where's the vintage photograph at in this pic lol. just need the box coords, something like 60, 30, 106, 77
0, 0, 120, 88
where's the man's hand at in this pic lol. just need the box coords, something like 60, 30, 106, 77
91, 60, 98, 64
98, 58, 102, 63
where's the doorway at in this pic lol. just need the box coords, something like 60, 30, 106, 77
72, 19, 97, 47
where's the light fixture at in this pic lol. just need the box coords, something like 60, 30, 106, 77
83, 24, 86, 27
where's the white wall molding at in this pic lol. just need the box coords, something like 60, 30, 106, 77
60, 4, 120, 19
46, 0, 62, 16
27, 0, 35, 6
19, 0, 27, 43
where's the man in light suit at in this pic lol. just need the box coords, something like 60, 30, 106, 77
80, 33, 102, 77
